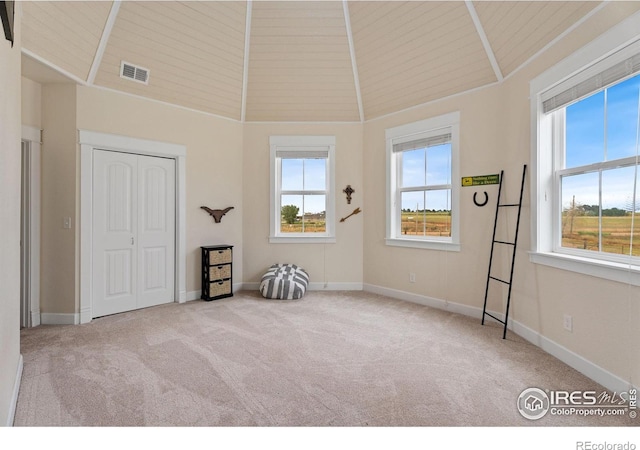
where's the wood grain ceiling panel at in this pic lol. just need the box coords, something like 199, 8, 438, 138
22, 1, 112, 81
245, 1, 360, 122
474, 1, 599, 76
21, 1, 625, 123
94, 1, 247, 120
349, 1, 496, 119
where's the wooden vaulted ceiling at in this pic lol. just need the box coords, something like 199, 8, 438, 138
21, 1, 611, 122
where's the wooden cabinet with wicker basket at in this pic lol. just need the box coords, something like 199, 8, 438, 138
201, 245, 233, 300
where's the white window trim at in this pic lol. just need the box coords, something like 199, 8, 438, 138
529, 11, 640, 286
385, 112, 460, 251
269, 135, 336, 244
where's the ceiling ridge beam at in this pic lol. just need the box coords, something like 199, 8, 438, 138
465, 0, 503, 83
241, 1, 253, 123
87, 0, 121, 85
343, 0, 365, 122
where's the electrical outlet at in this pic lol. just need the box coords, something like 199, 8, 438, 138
563, 314, 573, 332
409, 272, 416, 283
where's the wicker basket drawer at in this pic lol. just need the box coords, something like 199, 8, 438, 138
209, 279, 231, 297
209, 248, 232, 265
209, 264, 231, 281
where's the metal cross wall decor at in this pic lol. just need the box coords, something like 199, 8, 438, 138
343, 185, 355, 204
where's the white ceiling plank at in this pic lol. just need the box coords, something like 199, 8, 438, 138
465, 0, 503, 83
343, 0, 364, 122
504, 1, 609, 81
87, 1, 121, 85
241, 1, 253, 122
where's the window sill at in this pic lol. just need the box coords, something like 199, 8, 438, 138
385, 238, 460, 252
529, 251, 640, 287
269, 236, 336, 244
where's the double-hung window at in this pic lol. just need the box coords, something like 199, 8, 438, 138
269, 136, 335, 243
532, 35, 640, 282
386, 112, 460, 251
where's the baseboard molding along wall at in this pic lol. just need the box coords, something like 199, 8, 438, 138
363, 283, 636, 394
40, 313, 79, 325
7, 354, 23, 426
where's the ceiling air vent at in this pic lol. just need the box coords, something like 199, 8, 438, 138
120, 61, 149, 85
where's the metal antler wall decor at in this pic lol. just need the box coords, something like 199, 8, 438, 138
201, 206, 234, 223
343, 185, 355, 204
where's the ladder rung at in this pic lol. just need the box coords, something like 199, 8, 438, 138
493, 240, 515, 245
498, 203, 519, 207
489, 276, 510, 285
483, 312, 506, 325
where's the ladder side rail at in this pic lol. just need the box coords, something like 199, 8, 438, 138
481, 169, 505, 324
501, 164, 527, 339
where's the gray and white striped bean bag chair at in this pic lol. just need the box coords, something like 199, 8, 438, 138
260, 263, 309, 300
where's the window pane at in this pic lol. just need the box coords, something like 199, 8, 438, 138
400, 190, 451, 237
400, 191, 425, 236
566, 91, 605, 168
281, 159, 303, 191
280, 194, 326, 233
280, 195, 302, 233
303, 158, 326, 191
561, 172, 599, 251
425, 189, 451, 237
606, 74, 640, 161
426, 143, 451, 185
602, 166, 637, 256
401, 148, 426, 187
302, 194, 326, 233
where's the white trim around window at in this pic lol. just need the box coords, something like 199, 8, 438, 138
269, 135, 336, 244
529, 11, 640, 285
385, 112, 460, 251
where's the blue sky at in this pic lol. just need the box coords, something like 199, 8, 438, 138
400, 143, 452, 211
281, 158, 326, 214
563, 73, 640, 210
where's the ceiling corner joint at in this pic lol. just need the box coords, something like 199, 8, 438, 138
343, 0, 365, 123
241, 0, 253, 123
465, 0, 503, 83
87, 0, 121, 85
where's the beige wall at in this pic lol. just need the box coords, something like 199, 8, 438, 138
21, 76, 41, 129
242, 123, 363, 286
41, 84, 78, 315
0, 7, 22, 425
76, 86, 244, 299
362, 2, 640, 386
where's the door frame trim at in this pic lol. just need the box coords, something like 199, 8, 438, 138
79, 130, 187, 323
21, 125, 41, 328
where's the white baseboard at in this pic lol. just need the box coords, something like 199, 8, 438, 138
30, 309, 40, 327
363, 283, 636, 394
186, 290, 200, 302
186, 282, 244, 302
40, 313, 79, 325
7, 354, 23, 426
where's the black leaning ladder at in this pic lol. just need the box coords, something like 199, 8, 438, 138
481, 164, 527, 339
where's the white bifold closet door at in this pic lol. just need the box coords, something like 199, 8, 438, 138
92, 150, 176, 318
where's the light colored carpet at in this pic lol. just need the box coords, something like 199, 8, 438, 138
14, 290, 636, 426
